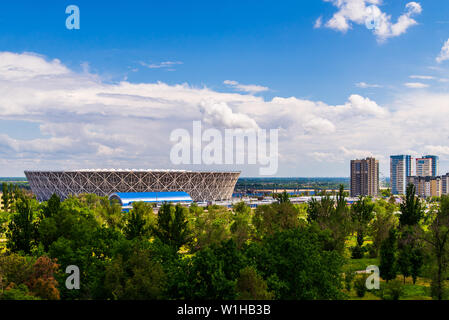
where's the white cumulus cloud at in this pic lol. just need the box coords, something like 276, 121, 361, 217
2, 51, 449, 176
199, 100, 260, 129
224, 80, 269, 94
322, 0, 422, 41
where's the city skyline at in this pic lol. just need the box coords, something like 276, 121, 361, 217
1, 1, 449, 177
389, 153, 446, 197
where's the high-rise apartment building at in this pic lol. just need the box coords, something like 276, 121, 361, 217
416, 157, 433, 177
424, 155, 439, 176
390, 155, 412, 195
442, 173, 449, 195
350, 157, 379, 197
416, 155, 439, 177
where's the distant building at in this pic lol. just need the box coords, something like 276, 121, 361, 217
424, 155, 439, 176
416, 155, 439, 177
416, 157, 433, 177
408, 176, 442, 198
25, 169, 240, 202
442, 173, 449, 195
350, 157, 379, 197
390, 155, 412, 195
109, 192, 193, 211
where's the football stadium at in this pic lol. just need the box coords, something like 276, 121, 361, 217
24, 169, 240, 202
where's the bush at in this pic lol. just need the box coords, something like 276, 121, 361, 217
380, 280, 403, 300
236, 266, 274, 300
0, 283, 39, 300
351, 245, 365, 259
354, 274, 368, 297
430, 276, 449, 300
344, 271, 355, 292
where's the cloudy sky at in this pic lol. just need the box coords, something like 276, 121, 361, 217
1, 0, 449, 177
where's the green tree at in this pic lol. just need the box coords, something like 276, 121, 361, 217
418, 195, 449, 300
400, 183, 423, 227
49, 225, 125, 300
153, 203, 192, 250
83, 194, 124, 230
344, 270, 355, 292
276, 191, 290, 204
329, 185, 352, 253
0, 210, 11, 241
306, 186, 351, 253
37, 197, 107, 299
253, 202, 300, 239
397, 244, 412, 283
307, 195, 335, 224
0, 253, 35, 286
231, 202, 254, 248
0, 283, 39, 300
42, 194, 61, 219
247, 225, 345, 299
176, 240, 244, 299
381, 279, 403, 300
409, 246, 424, 285
354, 274, 368, 297
379, 228, 398, 282
38, 196, 99, 251
235, 266, 274, 300
191, 205, 232, 250
397, 227, 424, 285
98, 197, 124, 230
124, 201, 155, 240
104, 247, 166, 300
6, 197, 39, 254
396, 183, 424, 285
351, 196, 375, 247
1, 183, 10, 213
369, 200, 398, 257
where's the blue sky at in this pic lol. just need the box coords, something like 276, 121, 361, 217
0, 1, 449, 177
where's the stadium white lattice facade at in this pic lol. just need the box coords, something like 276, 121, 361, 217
25, 170, 240, 202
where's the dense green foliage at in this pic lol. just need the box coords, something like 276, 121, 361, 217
1, 183, 449, 300
400, 184, 423, 227
379, 228, 398, 282
0, 188, 349, 300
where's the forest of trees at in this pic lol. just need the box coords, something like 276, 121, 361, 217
1, 182, 449, 300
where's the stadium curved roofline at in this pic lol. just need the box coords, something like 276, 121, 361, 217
25, 169, 241, 173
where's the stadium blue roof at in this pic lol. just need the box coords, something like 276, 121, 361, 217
109, 191, 193, 207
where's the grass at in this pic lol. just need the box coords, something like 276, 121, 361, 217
346, 277, 432, 300
343, 258, 379, 273
342, 229, 439, 299
401, 284, 431, 300
343, 256, 434, 300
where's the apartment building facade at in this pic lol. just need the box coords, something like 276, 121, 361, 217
416, 155, 439, 177
350, 157, 379, 197
408, 176, 442, 198
390, 155, 412, 195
